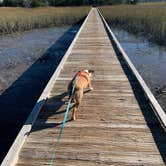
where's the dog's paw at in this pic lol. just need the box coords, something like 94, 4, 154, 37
89, 87, 93, 91
71, 116, 76, 121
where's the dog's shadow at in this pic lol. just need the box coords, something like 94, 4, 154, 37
31, 89, 91, 133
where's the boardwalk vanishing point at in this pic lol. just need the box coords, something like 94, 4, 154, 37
2, 8, 166, 166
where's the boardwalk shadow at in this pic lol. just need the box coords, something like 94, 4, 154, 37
31, 92, 72, 132
31, 89, 91, 132
107, 29, 166, 163
0, 18, 85, 163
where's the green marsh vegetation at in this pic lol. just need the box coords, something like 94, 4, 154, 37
0, 7, 90, 35
100, 2, 166, 45
0, 0, 138, 35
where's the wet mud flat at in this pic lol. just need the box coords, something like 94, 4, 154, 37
0, 24, 81, 162
0, 27, 69, 93
112, 28, 166, 111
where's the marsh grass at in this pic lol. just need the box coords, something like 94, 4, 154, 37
0, 7, 90, 35
100, 3, 166, 45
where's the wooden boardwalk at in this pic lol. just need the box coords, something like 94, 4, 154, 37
3, 8, 166, 166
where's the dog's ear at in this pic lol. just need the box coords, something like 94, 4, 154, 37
88, 70, 94, 74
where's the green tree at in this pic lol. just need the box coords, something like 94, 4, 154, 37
126, 0, 138, 4
31, 0, 48, 7
3, 0, 15, 6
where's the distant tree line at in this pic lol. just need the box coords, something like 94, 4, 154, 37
0, 0, 139, 7
140, 0, 165, 2
48, 0, 138, 6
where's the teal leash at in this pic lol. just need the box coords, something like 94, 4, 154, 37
49, 85, 75, 166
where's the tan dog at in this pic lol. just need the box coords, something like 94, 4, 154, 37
68, 69, 94, 120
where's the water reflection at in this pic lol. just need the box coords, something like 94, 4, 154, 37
112, 28, 166, 110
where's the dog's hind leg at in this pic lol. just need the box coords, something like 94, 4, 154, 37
72, 89, 83, 120
75, 89, 83, 111
72, 107, 76, 121
71, 97, 77, 121
72, 103, 79, 121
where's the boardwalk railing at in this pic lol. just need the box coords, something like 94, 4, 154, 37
98, 9, 166, 131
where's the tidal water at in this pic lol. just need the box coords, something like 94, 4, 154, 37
0, 27, 70, 93
112, 28, 166, 111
